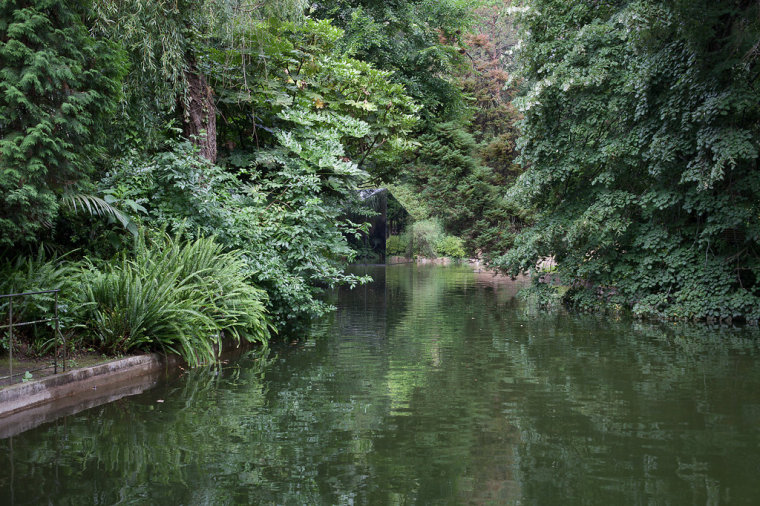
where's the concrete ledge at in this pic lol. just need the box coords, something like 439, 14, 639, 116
0, 353, 181, 421
0, 369, 169, 438
0, 340, 258, 438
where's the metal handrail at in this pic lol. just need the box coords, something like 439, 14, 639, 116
1, 289, 66, 383
0, 319, 59, 329
0, 289, 61, 299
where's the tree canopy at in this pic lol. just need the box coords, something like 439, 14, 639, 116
3, 0, 759, 362
0, 0, 124, 246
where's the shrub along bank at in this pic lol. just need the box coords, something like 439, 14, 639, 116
1, 233, 271, 368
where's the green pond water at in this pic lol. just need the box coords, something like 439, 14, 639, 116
2, 264, 760, 504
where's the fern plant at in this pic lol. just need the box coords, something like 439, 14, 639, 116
60, 192, 140, 235
75, 232, 272, 367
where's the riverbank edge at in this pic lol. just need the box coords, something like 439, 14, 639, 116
0, 353, 182, 420
0, 336, 262, 438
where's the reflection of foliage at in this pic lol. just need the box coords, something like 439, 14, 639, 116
2, 266, 760, 503
492, 311, 760, 504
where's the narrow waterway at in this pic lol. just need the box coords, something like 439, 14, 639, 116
1, 265, 759, 504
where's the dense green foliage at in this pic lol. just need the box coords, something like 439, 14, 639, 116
435, 234, 467, 259
77, 233, 270, 366
210, 17, 419, 181
312, 0, 471, 119
456, 3, 528, 256
92, 0, 308, 153
0, 0, 428, 362
408, 122, 485, 235
411, 219, 444, 258
5, 0, 756, 370
101, 140, 366, 325
97, 17, 418, 323
405, 120, 526, 254
385, 233, 410, 257
498, 0, 760, 322
0, 0, 124, 246
313, 1, 527, 259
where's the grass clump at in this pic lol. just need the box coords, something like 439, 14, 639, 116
76, 233, 272, 367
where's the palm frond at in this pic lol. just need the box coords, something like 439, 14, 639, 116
61, 193, 138, 235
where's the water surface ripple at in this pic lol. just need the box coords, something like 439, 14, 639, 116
1, 265, 759, 504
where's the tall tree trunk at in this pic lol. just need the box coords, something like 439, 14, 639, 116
182, 66, 217, 163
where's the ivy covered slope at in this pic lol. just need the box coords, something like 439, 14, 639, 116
497, 0, 760, 322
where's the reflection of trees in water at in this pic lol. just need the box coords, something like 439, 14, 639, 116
0, 358, 280, 503
342, 266, 760, 504
1, 266, 759, 504
326, 265, 530, 503
488, 312, 760, 504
